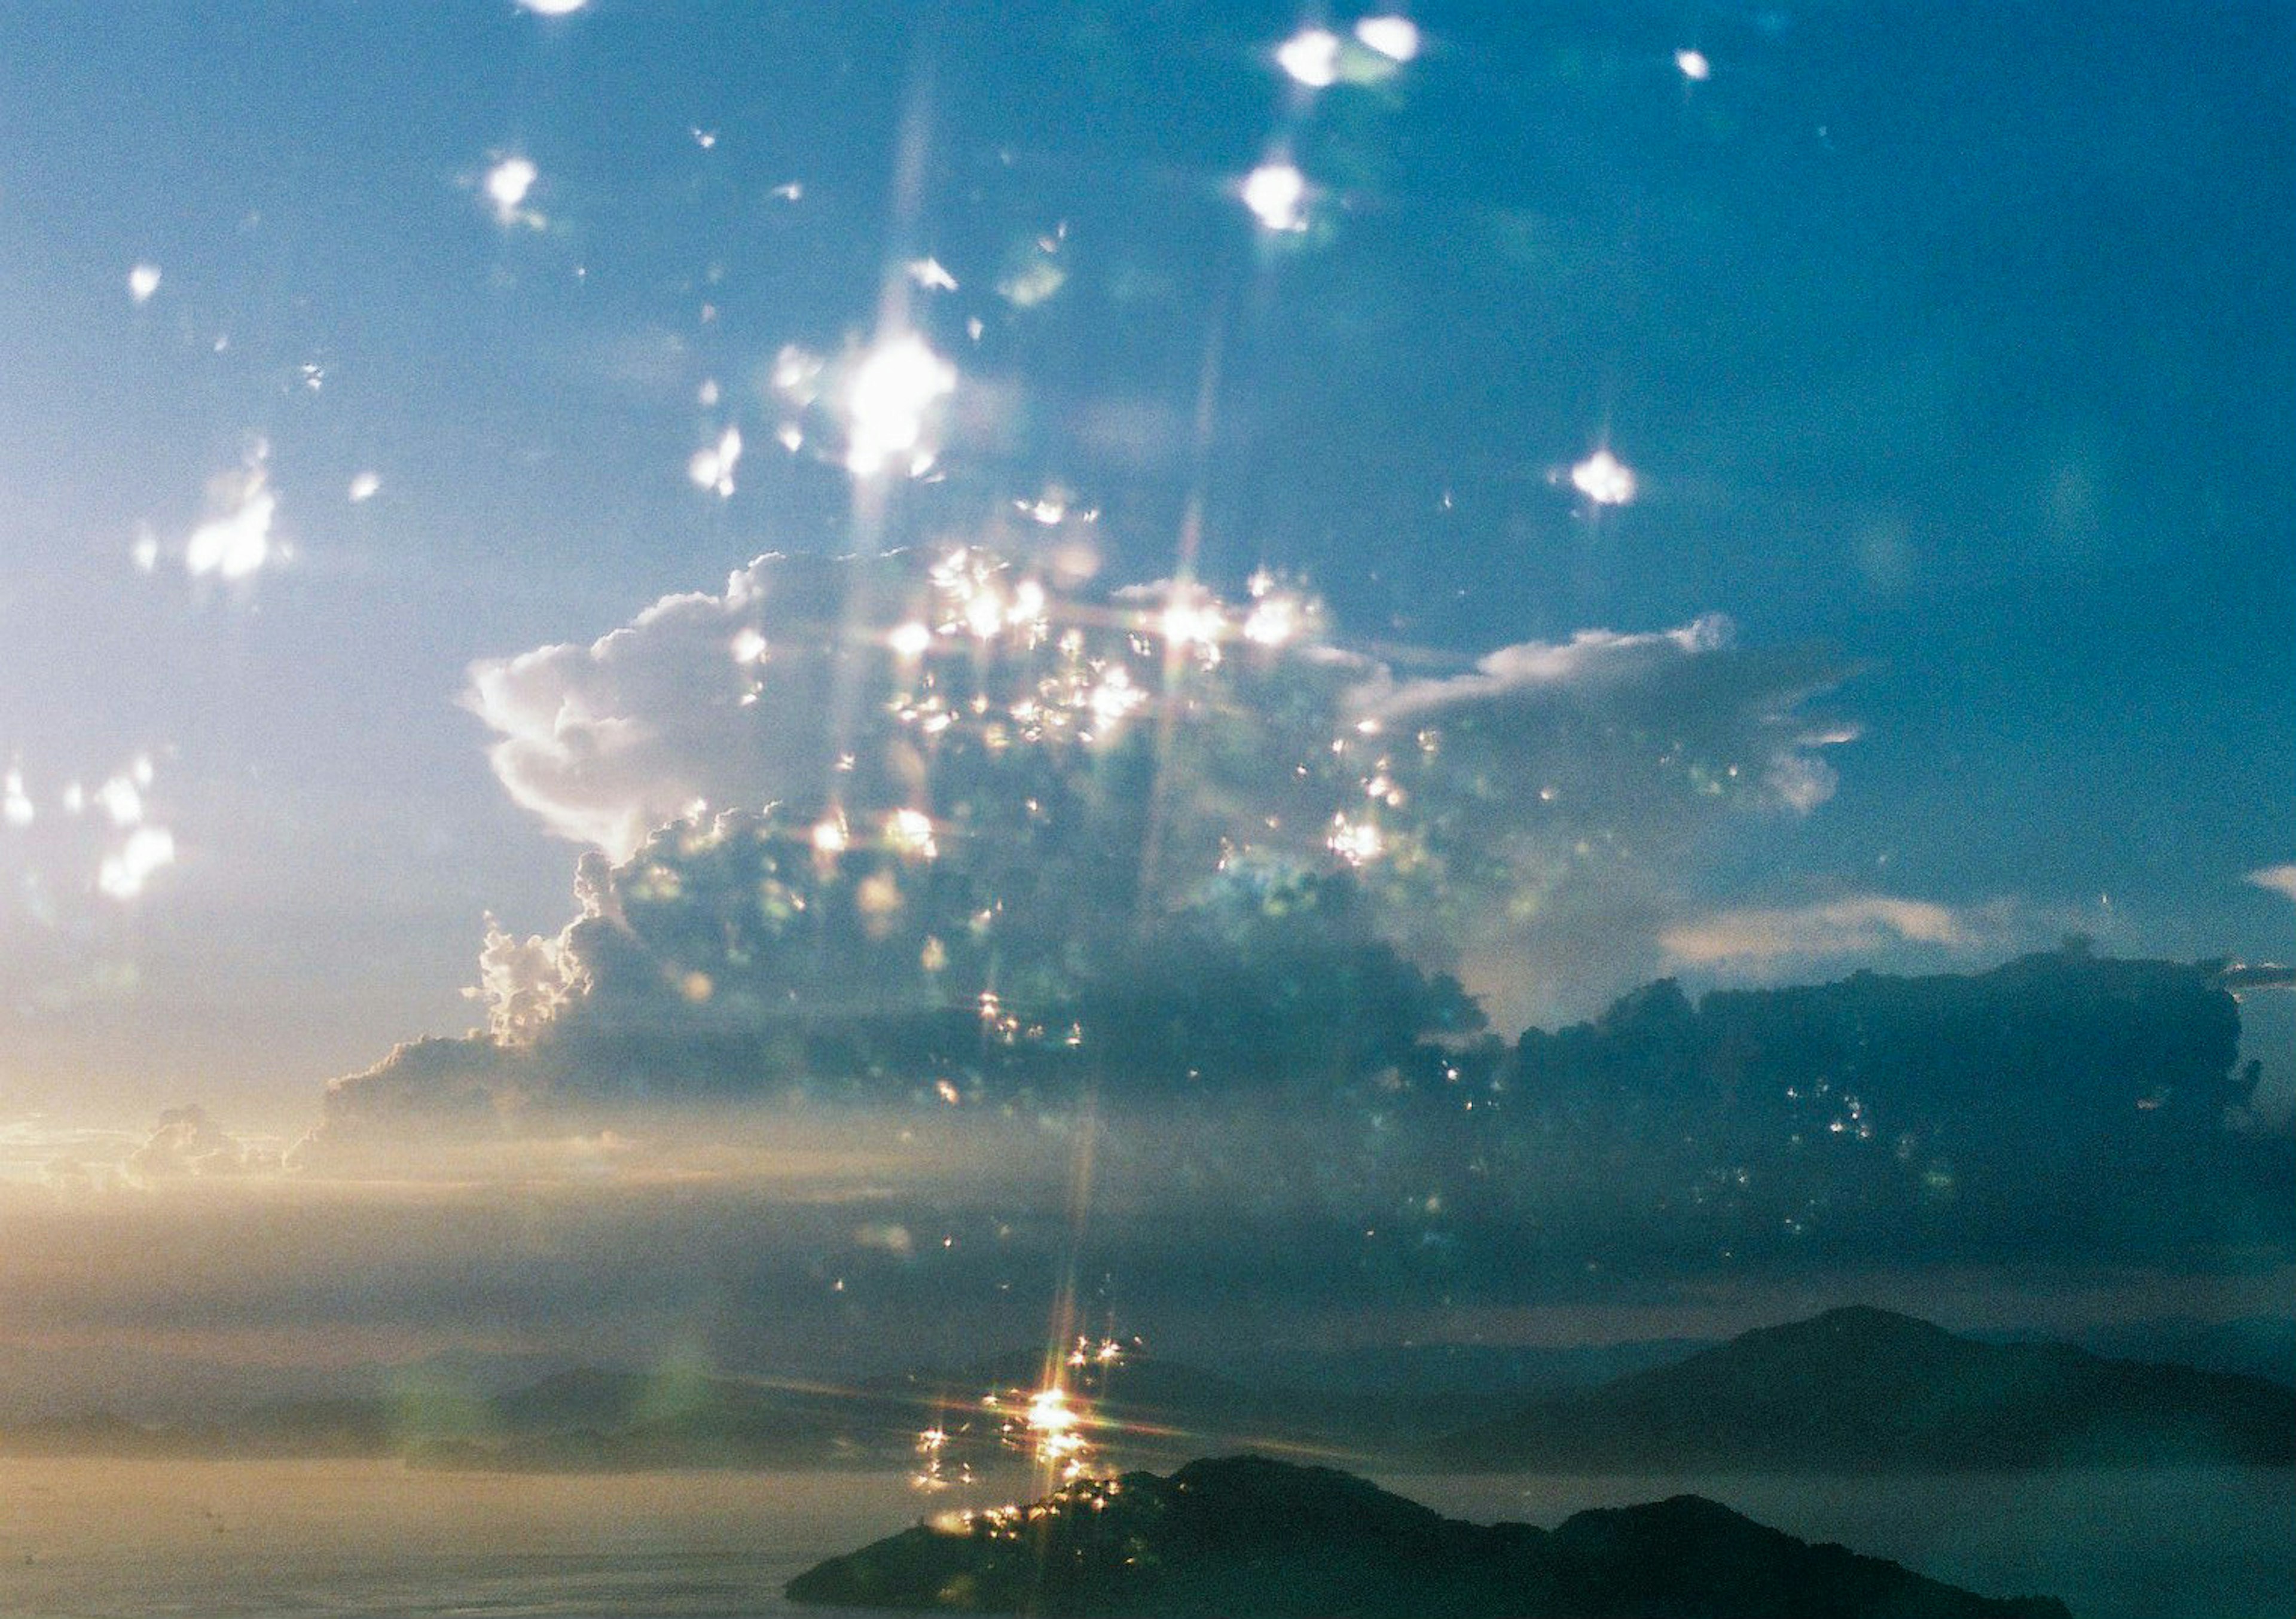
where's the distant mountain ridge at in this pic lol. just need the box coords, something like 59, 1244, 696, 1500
10, 1306, 2289, 1474
1431, 1305, 2296, 1471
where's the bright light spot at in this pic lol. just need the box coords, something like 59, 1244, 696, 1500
697, 378, 721, 407
888, 621, 933, 659
770, 345, 821, 398
515, 0, 587, 13
1276, 27, 1342, 87
811, 816, 849, 855
185, 463, 277, 581
888, 808, 938, 859
1676, 48, 1712, 81
130, 529, 160, 573
1161, 597, 1225, 650
729, 627, 767, 664
688, 426, 743, 497
99, 826, 175, 900
1329, 816, 1385, 866
1089, 669, 1146, 726
906, 256, 958, 291
1570, 448, 1637, 506
770, 181, 804, 201
845, 334, 955, 476
1241, 163, 1309, 232
691, 127, 718, 149
1026, 1386, 1076, 1435
347, 471, 381, 503
2, 769, 32, 829
934, 1078, 961, 1105
484, 157, 541, 227
126, 264, 161, 304
1020, 486, 1093, 525
1243, 594, 1301, 647
1355, 16, 1421, 62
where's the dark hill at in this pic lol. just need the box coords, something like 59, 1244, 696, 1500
1431, 1305, 2296, 1471
784, 1453, 2069, 1617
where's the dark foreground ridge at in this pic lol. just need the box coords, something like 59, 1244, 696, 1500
784, 1454, 2069, 1618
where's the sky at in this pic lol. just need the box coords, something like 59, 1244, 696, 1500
0, 1, 2290, 1385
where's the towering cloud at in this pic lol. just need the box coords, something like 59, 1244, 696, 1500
317, 546, 1855, 1145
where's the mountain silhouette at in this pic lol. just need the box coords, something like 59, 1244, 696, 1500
1430, 1305, 2296, 1471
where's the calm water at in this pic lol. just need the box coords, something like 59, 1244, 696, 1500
0, 1459, 2285, 1619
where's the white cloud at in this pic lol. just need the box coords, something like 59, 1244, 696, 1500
1660, 896, 1978, 966
2246, 863, 2296, 903
466, 554, 891, 860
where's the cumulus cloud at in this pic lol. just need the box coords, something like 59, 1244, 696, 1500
459, 549, 1854, 1042
2246, 864, 2296, 904
1660, 895, 1978, 966
126, 1105, 276, 1182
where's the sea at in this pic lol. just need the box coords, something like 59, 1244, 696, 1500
0, 1459, 2285, 1619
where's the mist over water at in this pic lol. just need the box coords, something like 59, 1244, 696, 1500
1, 1459, 2284, 1619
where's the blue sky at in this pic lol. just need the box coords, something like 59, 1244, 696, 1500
0, 0, 2288, 1137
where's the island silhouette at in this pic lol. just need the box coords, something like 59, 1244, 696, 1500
784, 1453, 2071, 1617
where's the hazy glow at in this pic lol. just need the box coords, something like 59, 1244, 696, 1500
98, 826, 175, 900
688, 426, 743, 497
1677, 48, 1713, 81
346, 471, 381, 503
844, 334, 955, 476
1241, 162, 1308, 232
126, 263, 161, 304
1570, 448, 1636, 506
96, 772, 143, 827
2, 768, 32, 829
185, 465, 278, 580
1275, 28, 1342, 88
887, 808, 938, 859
